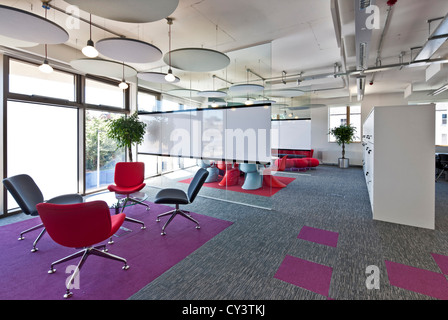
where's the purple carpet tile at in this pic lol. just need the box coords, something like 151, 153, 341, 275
431, 253, 448, 275
385, 260, 448, 300
297, 226, 339, 248
0, 202, 233, 300
274, 255, 333, 297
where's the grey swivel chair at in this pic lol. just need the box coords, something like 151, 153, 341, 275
154, 168, 209, 235
2, 174, 83, 252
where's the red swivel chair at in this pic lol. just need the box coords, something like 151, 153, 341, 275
36, 200, 129, 299
108, 162, 150, 230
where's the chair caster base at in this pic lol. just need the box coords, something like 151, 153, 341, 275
48, 268, 56, 274
123, 264, 130, 270
196, 225, 201, 229
18, 236, 24, 241
31, 247, 38, 253
64, 291, 73, 299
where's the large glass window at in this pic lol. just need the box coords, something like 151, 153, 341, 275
9, 59, 75, 101
138, 91, 158, 112
85, 110, 125, 192
85, 78, 125, 108
436, 102, 448, 146
7, 101, 78, 210
328, 106, 361, 142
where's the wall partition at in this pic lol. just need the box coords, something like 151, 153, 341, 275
137, 103, 275, 209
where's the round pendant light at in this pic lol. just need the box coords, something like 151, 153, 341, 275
96, 38, 162, 63
197, 90, 227, 98
163, 48, 230, 72
64, 0, 179, 23
264, 89, 305, 97
228, 84, 264, 94
137, 72, 180, 84
0, 5, 68, 44
70, 58, 137, 78
167, 89, 200, 97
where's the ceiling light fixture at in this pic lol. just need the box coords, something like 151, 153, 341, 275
39, 5, 53, 73
165, 18, 176, 82
82, 14, 99, 58
118, 62, 128, 90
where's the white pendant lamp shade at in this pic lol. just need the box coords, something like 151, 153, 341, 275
163, 48, 230, 72
96, 38, 162, 63
0, 5, 68, 44
165, 69, 176, 82
64, 0, 179, 23
137, 72, 180, 84
39, 59, 53, 73
118, 81, 129, 90
82, 39, 99, 58
82, 14, 99, 58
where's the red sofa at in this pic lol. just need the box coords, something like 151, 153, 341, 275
273, 149, 319, 171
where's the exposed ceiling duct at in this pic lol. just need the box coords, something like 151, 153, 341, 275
413, 13, 448, 61
355, 0, 375, 71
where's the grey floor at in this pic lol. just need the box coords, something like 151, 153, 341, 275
2, 165, 448, 300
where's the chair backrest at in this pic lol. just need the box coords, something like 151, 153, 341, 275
114, 162, 145, 188
36, 200, 112, 248
439, 154, 448, 166
2, 174, 44, 216
187, 168, 209, 203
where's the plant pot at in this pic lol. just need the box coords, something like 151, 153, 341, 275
338, 158, 349, 168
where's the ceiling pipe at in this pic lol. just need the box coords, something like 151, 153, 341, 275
370, 3, 395, 85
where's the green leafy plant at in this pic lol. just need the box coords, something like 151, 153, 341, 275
329, 123, 357, 159
106, 111, 147, 162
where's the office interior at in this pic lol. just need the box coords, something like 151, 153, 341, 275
1, 0, 448, 302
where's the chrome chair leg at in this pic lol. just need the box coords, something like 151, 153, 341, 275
156, 205, 200, 235
18, 222, 44, 240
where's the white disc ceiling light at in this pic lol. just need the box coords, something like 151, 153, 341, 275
163, 48, 230, 72
0, 5, 68, 44
70, 58, 137, 79
197, 90, 227, 98
228, 84, 265, 94
96, 38, 163, 63
64, 0, 179, 23
137, 72, 180, 84
264, 89, 305, 97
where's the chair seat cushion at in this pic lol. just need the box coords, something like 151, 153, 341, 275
154, 188, 189, 205
108, 183, 145, 194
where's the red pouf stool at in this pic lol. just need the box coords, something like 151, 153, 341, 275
217, 162, 240, 186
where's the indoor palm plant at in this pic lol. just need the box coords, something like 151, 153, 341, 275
329, 123, 357, 168
106, 111, 147, 162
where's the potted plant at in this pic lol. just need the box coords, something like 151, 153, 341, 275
106, 111, 147, 162
329, 123, 357, 168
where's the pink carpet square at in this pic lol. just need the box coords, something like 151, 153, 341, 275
298, 226, 339, 248
385, 260, 448, 300
432, 253, 448, 275
274, 255, 333, 297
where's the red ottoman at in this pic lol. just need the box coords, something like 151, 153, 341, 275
293, 158, 308, 168
217, 162, 240, 186
303, 158, 319, 168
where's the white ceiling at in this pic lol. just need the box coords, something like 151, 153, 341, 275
2, 0, 448, 106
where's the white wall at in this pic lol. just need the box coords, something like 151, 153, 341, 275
311, 93, 408, 166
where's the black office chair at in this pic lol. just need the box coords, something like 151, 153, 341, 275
2, 174, 83, 252
154, 168, 209, 235
436, 154, 448, 182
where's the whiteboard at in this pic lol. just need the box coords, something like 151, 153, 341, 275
271, 119, 311, 150
139, 105, 271, 163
